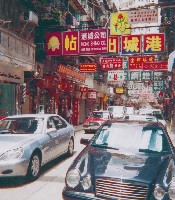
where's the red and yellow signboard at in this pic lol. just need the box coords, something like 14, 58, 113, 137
79, 29, 108, 54
121, 35, 141, 55
63, 31, 79, 55
129, 56, 155, 70
143, 61, 168, 70
80, 63, 97, 72
143, 33, 165, 54
46, 32, 62, 56
108, 36, 119, 54
101, 57, 123, 70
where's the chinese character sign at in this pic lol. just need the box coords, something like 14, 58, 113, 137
108, 70, 127, 81
153, 71, 164, 81
144, 34, 165, 54
153, 81, 164, 91
110, 12, 131, 35
128, 9, 158, 24
79, 29, 108, 54
143, 61, 168, 70
129, 56, 155, 70
46, 32, 62, 56
101, 57, 123, 70
63, 31, 79, 55
141, 71, 152, 81
80, 63, 97, 72
121, 35, 141, 54
108, 36, 119, 54
130, 71, 140, 81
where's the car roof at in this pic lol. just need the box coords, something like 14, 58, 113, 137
124, 114, 158, 121
5, 114, 60, 119
102, 118, 163, 127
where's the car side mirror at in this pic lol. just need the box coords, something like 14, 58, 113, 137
80, 138, 90, 145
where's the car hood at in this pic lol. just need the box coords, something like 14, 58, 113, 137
85, 118, 106, 122
0, 134, 38, 154
73, 146, 173, 185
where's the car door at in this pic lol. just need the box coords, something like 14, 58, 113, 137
52, 116, 71, 155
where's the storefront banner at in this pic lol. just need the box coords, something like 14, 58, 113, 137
121, 35, 141, 55
153, 80, 164, 91
115, 87, 124, 94
130, 71, 140, 81
80, 63, 97, 72
143, 33, 165, 54
101, 57, 123, 70
108, 70, 128, 81
141, 71, 152, 81
153, 71, 164, 81
129, 56, 155, 70
108, 36, 119, 54
79, 29, 108, 54
58, 64, 86, 82
128, 9, 158, 24
46, 32, 62, 56
110, 12, 131, 35
63, 31, 79, 55
0, 66, 24, 84
87, 90, 97, 100
143, 61, 168, 70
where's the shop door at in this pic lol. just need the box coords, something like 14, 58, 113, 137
0, 84, 16, 117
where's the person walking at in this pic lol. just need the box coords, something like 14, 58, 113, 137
66, 107, 73, 124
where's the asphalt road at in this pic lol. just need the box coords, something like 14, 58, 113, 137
0, 130, 93, 200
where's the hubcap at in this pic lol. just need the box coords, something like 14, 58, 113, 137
31, 155, 40, 177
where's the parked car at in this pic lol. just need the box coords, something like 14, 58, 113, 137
123, 114, 158, 122
125, 106, 135, 115
107, 106, 125, 118
83, 110, 109, 134
139, 108, 166, 127
62, 119, 175, 200
0, 114, 75, 181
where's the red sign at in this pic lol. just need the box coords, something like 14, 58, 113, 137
143, 33, 165, 54
87, 90, 97, 100
58, 65, 86, 82
108, 36, 119, 54
80, 63, 97, 72
63, 31, 79, 55
46, 32, 62, 56
129, 56, 155, 70
79, 29, 108, 54
101, 57, 123, 70
143, 61, 168, 70
121, 35, 141, 55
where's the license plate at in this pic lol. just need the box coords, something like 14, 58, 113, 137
89, 122, 94, 125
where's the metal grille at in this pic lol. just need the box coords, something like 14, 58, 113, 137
95, 178, 148, 199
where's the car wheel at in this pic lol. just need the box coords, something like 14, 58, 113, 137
67, 138, 74, 157
27, 153, 41, 181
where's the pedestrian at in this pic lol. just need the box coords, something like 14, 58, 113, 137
66, 107, 73, 124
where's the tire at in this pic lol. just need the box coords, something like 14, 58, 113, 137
27, 153, 41, 182
67, 138, 74, 157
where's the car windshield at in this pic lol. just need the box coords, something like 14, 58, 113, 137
108, 106, 124, 113
0, 117, 44, 134
152, 111, 164, 120
92, 122, 171, 154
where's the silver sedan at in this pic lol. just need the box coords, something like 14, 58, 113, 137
0, 114, 75, 181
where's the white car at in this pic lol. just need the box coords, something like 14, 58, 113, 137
0, 114, 75, 181
139, 108, 166, 127
123, 114, 158, 122
107, 106, 125, 118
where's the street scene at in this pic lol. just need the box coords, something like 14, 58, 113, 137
1, 0, 175, 199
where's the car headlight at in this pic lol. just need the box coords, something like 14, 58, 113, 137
169, 181, 175, 199
0, 147, 24, 161
82, 175, 91, 190
154, 185, 165, 200
66, 169, 80, 188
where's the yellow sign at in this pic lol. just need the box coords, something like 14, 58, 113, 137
115, 87, 124, 94
110, 12, 131, 35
